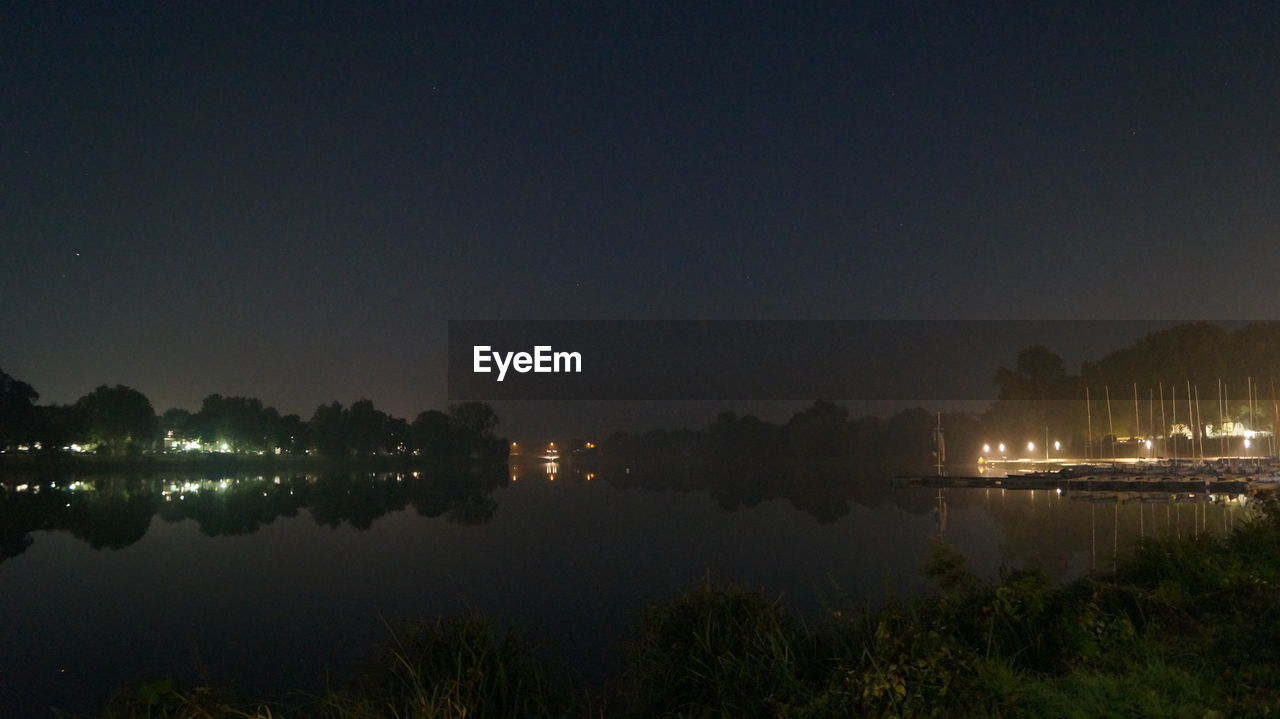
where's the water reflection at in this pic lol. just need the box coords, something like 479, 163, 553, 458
516, 454, 1258, 580
566, 456, 939, 523
0, 462, 508, 564
929, 485, 1251, 576
1, 457, 1261, 579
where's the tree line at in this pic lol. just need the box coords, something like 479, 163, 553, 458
0, 370, 504, 462
4, 321, 1278, 465
600, 321, 1280, 473
984, 321, 1280, 451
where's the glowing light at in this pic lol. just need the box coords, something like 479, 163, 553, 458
982, 443, 990, 453
1145, 440, 1153, 449
1053, 441, 1061, 451
1244, 438, 1252, 449
998, 443, 1006, 453
1027, 441, 1035, 452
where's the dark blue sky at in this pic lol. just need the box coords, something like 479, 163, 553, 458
4, 2, 1279, 429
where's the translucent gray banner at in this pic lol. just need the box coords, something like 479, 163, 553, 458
447, 320, 1271, 400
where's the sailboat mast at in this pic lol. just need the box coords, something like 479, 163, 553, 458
1187, 383, 1198, 455
1148, 388, 1155, 459
1085, 386, 1093, 461
1133, 382, 1140, 446
1218, 378, 1225, 457
1271, 377, 1278, 460
1159, 381, 1166, 459
1106, 385, 1116, 461
1186, 381, 1196, 461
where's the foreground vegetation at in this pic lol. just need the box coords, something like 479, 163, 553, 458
74, 495, 1280, 718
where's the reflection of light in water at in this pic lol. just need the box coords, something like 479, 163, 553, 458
546, 462, 558, 479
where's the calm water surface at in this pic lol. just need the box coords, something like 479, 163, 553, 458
0, 461, 1250, 715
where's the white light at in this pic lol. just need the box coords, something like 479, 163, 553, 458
998, 443, 1006, 453
1027, 441, 1035, 452
1053, 441, 1061, 451
982, 443, 990, 453
1145, 440, 1153, 449
1244, 438, 1252, 449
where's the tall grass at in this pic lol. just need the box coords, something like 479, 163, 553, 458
611, 578, 809, 718
313, 615, 569, 719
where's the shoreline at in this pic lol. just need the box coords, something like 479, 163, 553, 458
0, 453, 508, 478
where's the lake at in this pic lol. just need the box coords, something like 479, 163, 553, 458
0, 459, 1250, 716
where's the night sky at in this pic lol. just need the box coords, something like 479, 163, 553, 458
4, 2, 1280, 431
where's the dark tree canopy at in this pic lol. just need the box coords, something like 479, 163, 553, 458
449, 402, 499, 438
73, 385, 157, 455
0, 368, 40, 449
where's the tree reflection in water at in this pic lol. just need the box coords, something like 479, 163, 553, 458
0, 460, 508, 564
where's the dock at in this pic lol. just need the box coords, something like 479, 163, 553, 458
896, 474, 1258, 494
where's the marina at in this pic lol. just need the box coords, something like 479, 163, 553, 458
899, 459, 1279, 494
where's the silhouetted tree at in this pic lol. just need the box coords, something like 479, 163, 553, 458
412, 409, 456, 460
0, 368, 40, 450
985, 345, 1081, 442
786, 400, 851, 459
36, 403, 89, 451
74, 385, 157, 456
449, 402, 499, 437
385, 416, 411, 454
159, 407, 192, 435
310, 401, 350, 459
347, 399, 390, 457
189, 395, 275, 451
270, 413, 309, 455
